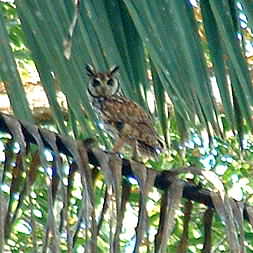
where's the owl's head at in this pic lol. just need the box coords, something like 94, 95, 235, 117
86, 64, 120, 98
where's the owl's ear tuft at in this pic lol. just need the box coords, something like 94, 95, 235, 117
110, 65, 119, 75
86, 64, 96, 77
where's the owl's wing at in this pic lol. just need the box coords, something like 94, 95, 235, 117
105, 95, 153, 125
104, 95, 161, 137
101, 95, 164, 156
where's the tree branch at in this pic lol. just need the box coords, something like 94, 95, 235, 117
0, 113, 251, 223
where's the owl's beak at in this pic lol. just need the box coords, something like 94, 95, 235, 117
101, 85, 107, 95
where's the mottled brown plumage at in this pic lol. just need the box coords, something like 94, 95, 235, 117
86, 64, 163, 158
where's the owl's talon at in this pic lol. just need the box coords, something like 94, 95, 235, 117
131, 157, 145, 165
131, 156, 145, 165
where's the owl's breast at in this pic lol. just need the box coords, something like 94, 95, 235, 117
93, 96, 148, 135
92, 95, 163, 156
92, 97, 123, 137
92, 97, 106, 112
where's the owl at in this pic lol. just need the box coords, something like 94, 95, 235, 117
86, 64, 163, 160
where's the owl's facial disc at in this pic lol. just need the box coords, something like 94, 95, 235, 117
87, 65, 120, 98
107, 78, 114, 86
92, 79, 101, 88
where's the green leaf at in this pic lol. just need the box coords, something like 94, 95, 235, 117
209, 0, 253, 129
0, 5, 33, 122
200, 0, 236, 131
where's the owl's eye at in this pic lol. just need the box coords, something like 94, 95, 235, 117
92, 79, 100, 87
107, 79, 114, 86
